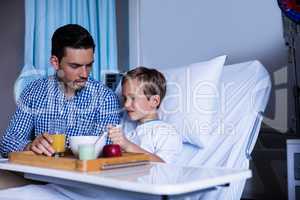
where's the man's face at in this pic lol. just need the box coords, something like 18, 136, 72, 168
51, 47, 94, 91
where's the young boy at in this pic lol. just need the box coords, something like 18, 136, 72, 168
108, 67, 182, 163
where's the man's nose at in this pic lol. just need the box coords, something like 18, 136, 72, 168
80, 66, 89, 78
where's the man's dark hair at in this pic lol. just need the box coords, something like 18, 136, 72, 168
122, 66, 167, 108
51, 24, 95, 62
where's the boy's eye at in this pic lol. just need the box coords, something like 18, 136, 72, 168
122, 96, 135, 103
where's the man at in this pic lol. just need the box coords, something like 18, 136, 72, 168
0, 24, 120, 157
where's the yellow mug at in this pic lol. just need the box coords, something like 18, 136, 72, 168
50, 134, 66, 154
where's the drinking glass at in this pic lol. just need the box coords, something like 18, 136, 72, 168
49, 118, 67, 157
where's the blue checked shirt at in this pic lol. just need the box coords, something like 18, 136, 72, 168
0, 76, 120, 157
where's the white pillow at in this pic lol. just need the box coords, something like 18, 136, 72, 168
14, 64, 44, 102
158, 55, 227, 148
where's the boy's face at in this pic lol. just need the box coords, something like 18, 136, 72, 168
51, 47, 94, 92
122, 78, 160, 123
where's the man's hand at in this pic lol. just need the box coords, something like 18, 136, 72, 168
25, 133, 54, 156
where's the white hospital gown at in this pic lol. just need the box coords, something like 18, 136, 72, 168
128, 120, 182, 164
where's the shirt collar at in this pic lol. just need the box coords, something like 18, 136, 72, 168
138, 118, 161, 126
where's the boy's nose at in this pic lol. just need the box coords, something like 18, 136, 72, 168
124, 99, 131, 109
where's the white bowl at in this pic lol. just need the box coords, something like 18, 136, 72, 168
69, 135, 106, 157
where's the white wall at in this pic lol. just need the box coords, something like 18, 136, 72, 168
129, 0, 290, 131
128, 1, 288, 199
129, 0, 286, 69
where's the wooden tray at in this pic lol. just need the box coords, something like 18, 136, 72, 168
8, 151, 150, 172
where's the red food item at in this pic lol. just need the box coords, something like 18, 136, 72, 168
103, 144, 122, 157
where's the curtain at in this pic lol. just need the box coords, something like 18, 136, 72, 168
24, 0, 118, 81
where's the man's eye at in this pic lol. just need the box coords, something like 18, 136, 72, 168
86, 64, 93, 68
70, 64, 79, 68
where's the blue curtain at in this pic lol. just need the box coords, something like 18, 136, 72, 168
24, 0, 118, 81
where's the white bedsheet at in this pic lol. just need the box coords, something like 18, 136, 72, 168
0, 184, 69, 200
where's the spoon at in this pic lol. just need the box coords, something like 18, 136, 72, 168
94, 131, 108, 146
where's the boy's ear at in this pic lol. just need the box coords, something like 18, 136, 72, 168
50, 56, 60, 71
150, 95, 161, 108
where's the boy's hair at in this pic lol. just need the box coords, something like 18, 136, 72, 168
122, 66, 166, 108
51, 24, 95, 62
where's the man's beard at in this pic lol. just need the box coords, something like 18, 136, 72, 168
56, 70, 87, 91
72, 79, 87, 90
57, 77, 87, 92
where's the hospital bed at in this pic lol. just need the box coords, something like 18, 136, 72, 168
119, 57, 271, 200
172, 59, 271, 200
0, 57, 271, 200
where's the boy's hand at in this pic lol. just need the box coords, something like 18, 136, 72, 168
107, 125, 131, 150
